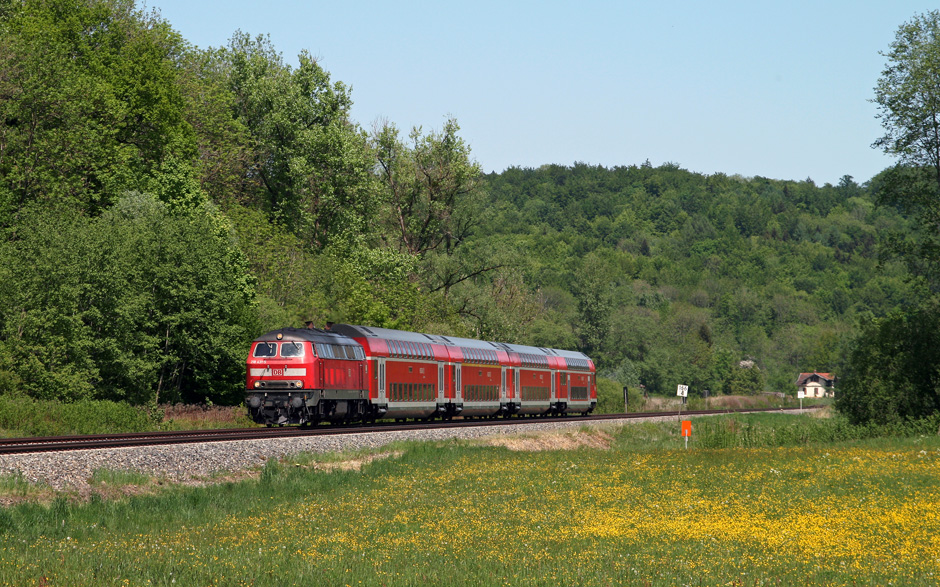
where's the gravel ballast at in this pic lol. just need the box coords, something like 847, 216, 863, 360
0, 416, 680, 494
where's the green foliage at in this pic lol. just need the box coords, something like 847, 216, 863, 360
89, 468, 152, 487
729, 360, 765, 396
0, 395, 153, 436
595, 377, 623, 414
371, 119, 540, 339
374, 118, 484, 257
0, 193, 256, 404
835, 11, 940, 425
0, 473, 33, 506
572, 252, 614, 357
221, 32, 377, 249
227, 204, 431, 332
314, 244, 426, 330
596, 376, 643, 414
0, 0, 195, 221
259, 458, 284, 485
873, 10, 940, 176
174, 46, 254, 208
694, 412, 940, 449
483, 163, 915, 395
837, 302, 940, 425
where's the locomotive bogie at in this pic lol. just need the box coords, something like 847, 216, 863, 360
248, 392, 376, 425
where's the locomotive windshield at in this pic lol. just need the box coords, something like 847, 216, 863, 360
281, 342, 305, 357
253, 342, 277, 357
252, 341, 305, 358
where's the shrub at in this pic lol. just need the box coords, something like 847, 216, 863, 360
0, 395, 153, 437
596, 377, 643, 414
693, 412, 940, 449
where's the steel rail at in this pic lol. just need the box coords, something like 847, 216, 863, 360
0, 406, 820, 455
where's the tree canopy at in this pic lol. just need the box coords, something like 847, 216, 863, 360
837, 10, 940, 423
0, 193, 255, 405
0, 0, 195, 222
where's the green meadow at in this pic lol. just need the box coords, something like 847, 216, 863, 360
0, 413, 938, 586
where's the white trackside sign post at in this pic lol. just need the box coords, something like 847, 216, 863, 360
798, 390, 804, 413
677, 384, 688, 418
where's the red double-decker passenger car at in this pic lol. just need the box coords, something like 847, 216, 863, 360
245, 324, 596, 426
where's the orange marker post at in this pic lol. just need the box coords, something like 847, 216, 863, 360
681, 420, 692, 449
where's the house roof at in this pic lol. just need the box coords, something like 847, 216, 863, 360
796, 372, 835, 385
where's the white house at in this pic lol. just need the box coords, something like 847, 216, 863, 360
796, 372, 835, 398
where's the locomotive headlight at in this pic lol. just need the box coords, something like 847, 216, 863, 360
253, 381, 261, 389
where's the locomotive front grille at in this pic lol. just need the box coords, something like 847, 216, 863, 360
252, 380, 303, 389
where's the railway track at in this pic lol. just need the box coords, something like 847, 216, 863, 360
0, 406, 818, 455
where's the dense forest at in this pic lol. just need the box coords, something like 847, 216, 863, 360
480, 165, 916, 396
0, 0, 937, 423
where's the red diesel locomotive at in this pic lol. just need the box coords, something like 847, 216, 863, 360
245, 324, 597, 425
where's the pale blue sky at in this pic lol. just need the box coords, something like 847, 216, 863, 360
148, 0, 937, 185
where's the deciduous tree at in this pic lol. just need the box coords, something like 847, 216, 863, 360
374, 118, 484, 256
0, 0, 195, 222
0, 193, 256, 405
221, 32, 376, 249
837, 306, 940, 424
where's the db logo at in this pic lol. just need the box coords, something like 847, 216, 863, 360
273, 368, 284, 376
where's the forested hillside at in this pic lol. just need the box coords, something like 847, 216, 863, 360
477, 165, 917, 394
0, 0, 926, 408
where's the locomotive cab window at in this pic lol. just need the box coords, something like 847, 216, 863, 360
253, 342, 278, 357
281, 342, 305, 357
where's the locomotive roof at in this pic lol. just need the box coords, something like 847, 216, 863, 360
331, 324, 591, 361
252, 327, 361, 346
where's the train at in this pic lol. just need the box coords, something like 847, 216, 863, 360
245, 323, 597, 426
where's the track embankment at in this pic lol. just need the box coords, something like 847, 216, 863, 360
0, 407, 815, 496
